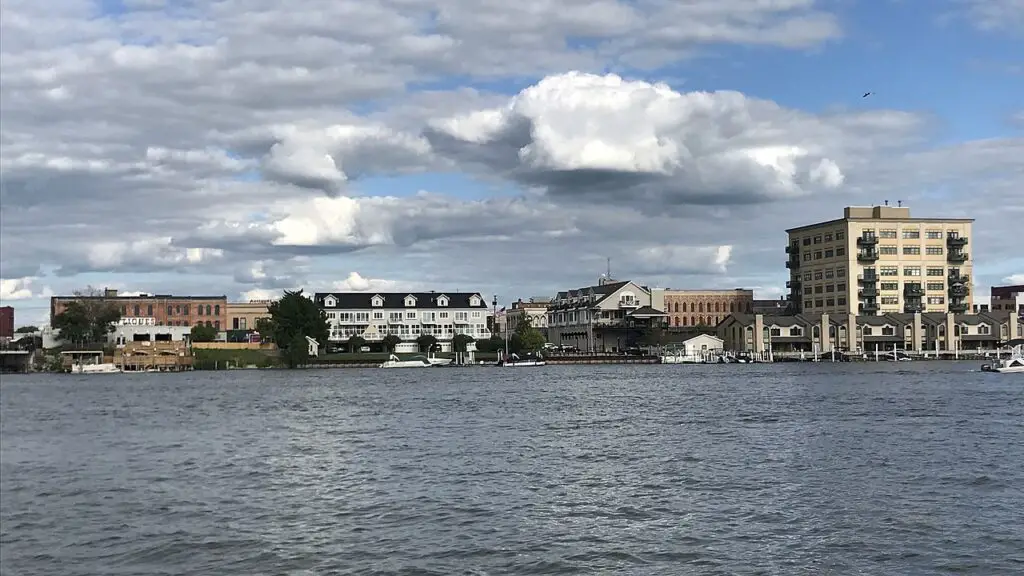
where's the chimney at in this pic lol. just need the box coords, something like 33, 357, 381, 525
104, 288, 118, 297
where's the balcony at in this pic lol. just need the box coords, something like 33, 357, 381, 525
946, 234, 968, 248
859, 302, 879, 314
858, 287, 878, 298
858, 273, 878, 284
786, 280, 801, 289
618, 298, 640, 309
948, 283, 970, 298
857, 250, 879, 263
948, 272, 969, 284
785, 245, 798, 254
903, 284, 925, 298
857, 234, 878, 247
904, 303, 925, 313
949, 302, 969, 313
947, 251, 968, 263
786, 259, 800, 269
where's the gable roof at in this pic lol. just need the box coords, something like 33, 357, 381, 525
313, 292, 487, 309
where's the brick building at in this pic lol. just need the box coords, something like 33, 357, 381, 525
661, 289, 754, 328
50, 289, 228, 330
0, 306, 13, 339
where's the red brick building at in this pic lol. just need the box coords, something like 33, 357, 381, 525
50, 289, 228, 330
0, 306, 13, 339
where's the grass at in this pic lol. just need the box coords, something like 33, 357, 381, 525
193, 348, 280, 370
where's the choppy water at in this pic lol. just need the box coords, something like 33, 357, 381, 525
2, 363, 1023, 575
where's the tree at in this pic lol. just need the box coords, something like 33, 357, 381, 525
476, 335, 504, 353
347, 335, 367, 354
283, 333, 309, 368
52, 297, 121, 347
265, 290, 329, 368
694, 323, 715, 335
513, 316, 546, 353
255, 317, 274, 342
416, 334, 438, 353
452, 333, 475, 354
641, 326, 667, 348
15, 326, 39, 334
382, 334, 401, 354
190, 324, 218, 342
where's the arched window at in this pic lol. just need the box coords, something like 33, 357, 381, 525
215, 305, 220, 316
690, 303, 695, 313
674, 302, 680, 313
134, 305, 140, 316
681, 316, 687, 326
715, 302, 721, 313
674, 317, 680, 326
691, 316, 696, 325
206, 305, 212, 315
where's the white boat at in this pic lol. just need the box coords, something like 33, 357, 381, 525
981, 346, 1024, 373
497, 352, 546, 367
71, 362, 122, 374
379, 354, 433, 368
426, 355, 452, 366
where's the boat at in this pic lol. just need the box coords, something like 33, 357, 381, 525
71, 362, 122, 374
426, 354, 452, 366
497, 352, 546, 367
379, 354, 433, 368
981, 346, 1024, 373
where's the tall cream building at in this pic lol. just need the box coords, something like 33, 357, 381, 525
785, 205, 973, 316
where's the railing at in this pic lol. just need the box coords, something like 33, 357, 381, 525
946, 234, 968, 247
786, 259, 800, 269
857, 234, 878, 246
857, 250, 879, 262
947, 251, 968, 263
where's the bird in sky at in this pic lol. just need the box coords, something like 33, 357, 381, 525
863, 92, 874, 98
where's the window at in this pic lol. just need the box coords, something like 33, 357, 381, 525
803, 237, 811, 246
183, 305, 189, 315
879, 245, 897, 255
373, 311, 384, 320
134, 305, 140, 316
826, 284, 835, 293
789, 326, 803, 336
881, 326, 896, 336
836, 231, 845, 240
440, 312, 449, 319
815, 299, 824, 307
356, 312, 369, 322
372, 297, 384, 307
824, 233, 833, 242
814, 271, 824, 280
837, 267, 846, 277
826, 298, 835, 306
825, 269, 835, 279
406, 312, 417, 319
205, 305, 212, 315
927, 296, 945, 305
902, 229, 920, 239
472, 311, 482, 318
814, 251, 823, 260
813, 235, 822, 244
389, 312, 403, 321
926, 230, 943, 239
803, 272, 812, 281
838, 297, 847, 305
836, 247, 846, 256
903, 246, 921, 255
232, 318, 239, 330
927, 267, 945, 276
881, 282, 898, 291
167, 305, 173, 315
925, 246, 944, 255
825, 249, 834, 258
979, 324, 990, 335
146, 304, 152, 316
904, 266, 921, 276
214, 321, 220, 329
214, 305, 220, 316
927, 282, 944, 291
770, 327, 782, 336
804, 252, 812, 261
879, 229, 897, 238
881, 297, 899, 305
804, 300, 813, 309
814, 286, 823, 294
880, 266, 898, 276
863, 326, 873, 335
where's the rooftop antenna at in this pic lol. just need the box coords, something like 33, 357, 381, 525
897, 200, 902, 207
884, 200, 889, 206
607, 257, 611, 279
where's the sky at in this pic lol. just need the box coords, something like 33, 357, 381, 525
1, 0, 1023, 328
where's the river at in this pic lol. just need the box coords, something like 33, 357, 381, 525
2, 362, 1022, 575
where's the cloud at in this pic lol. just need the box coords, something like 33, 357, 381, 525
1002, 274, 1024, 285
960, 0, 1024, 32
0, 277, 40, 301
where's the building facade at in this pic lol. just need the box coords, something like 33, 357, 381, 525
50, 289, 228, 330
313, 291, 491, 353
0, 306, 13, 339
659, 289, 753, 328
546, 277, 668, 353
226, 300, 273, 331
991, 284, 1024, 317
717, 311, 1019, 354
505, 297, 551, 335
752, 298, 789, 315
786, 205, 974, 317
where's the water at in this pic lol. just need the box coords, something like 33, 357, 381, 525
2, 363, 1022, 575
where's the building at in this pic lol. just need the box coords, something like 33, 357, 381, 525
991, 285, 1024, 317
0, 306, 13, 339
659, 289, 753, 328
505, 297, 551, 335
717, 310, 1019, 354
785, 204, 974, 317
109, 317, 193, 346
313, 291, 491, 353
226, 300, 273, 331
752, 297, 789, 315
546, 277, 668, 353
51, 289, 228, 330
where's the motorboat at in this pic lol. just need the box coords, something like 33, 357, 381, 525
981, 346, 1024, 373
71, 362, 122, 374
497, 353, 546, 367
426, 355, 452, 366
379, 354, 433, 368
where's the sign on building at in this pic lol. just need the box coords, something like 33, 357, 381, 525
118, 317, 156, 326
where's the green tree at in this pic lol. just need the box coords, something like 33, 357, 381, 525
190, 323, 218, 342
15, 326, 39, 334
265, 289, 329, 368
52, 296, 121, 347
382, 334, 402, 354
416, 334, 438, 353
255, 317, 275, 342
476, 335, 504, 353
513, 316, 546, 353
283, 333, 310, 368
694, 323, 715, 335
452, 333, 475, 354
641, 326, 667, 348
347, 335, 367, 354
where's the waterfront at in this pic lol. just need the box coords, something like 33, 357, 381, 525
2, 364, 1022, 575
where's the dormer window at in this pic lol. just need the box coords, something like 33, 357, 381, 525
371, 295, 384, 307
789, 326, 802, 337
978, 324, 990, 335
404, 295, 417, 307
437, 295, 449, 307
323, 296, 337, 308
469, 295, 480, 307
